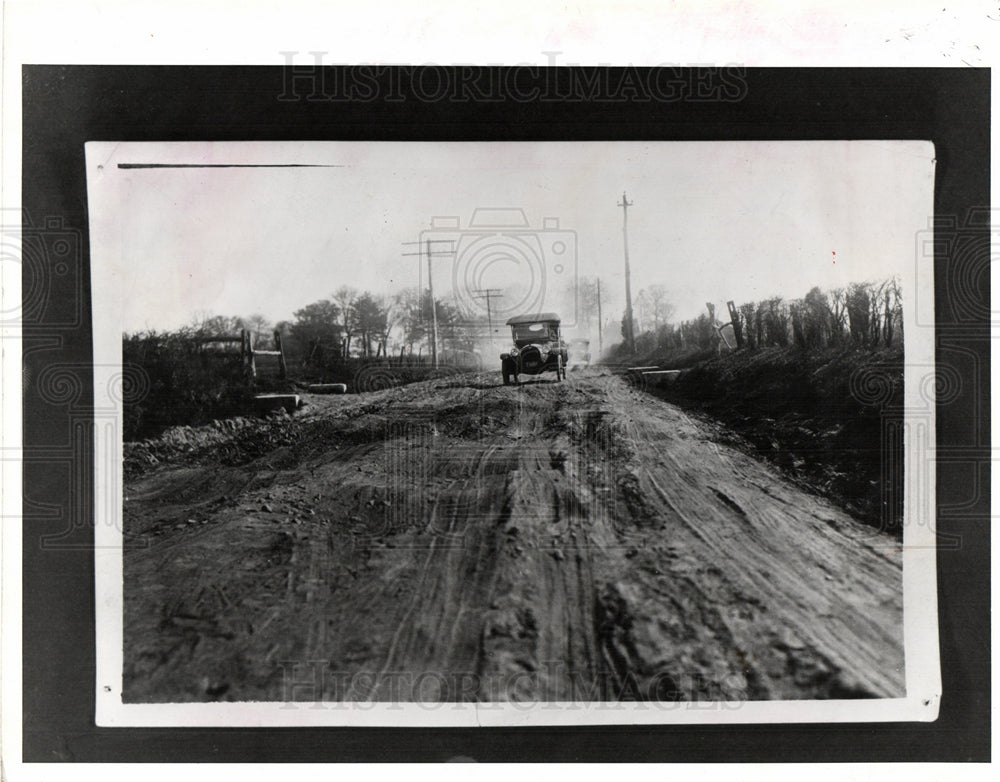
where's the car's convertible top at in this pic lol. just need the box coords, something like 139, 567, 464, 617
505, 312, 561, 325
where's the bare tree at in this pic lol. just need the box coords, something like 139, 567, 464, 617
243, 313, 273, 347
829, 287, 847, 342
738, 302, 757, 349
644, 284, 674, 330
332, 285, 359, 357
187, 312, 243, 339
376, 295, 400, 358
846, 282, 872, 346
801, 287, 832, 347
868, 280, 888, 346
396, 287, 429, 355
883, 276, 902, 346
762, 297, 789, 346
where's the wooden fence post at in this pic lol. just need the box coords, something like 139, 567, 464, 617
247, 330, 257, 382
240, 329, 251, 383
274, 329, 288, 380
727, 300, 743, 348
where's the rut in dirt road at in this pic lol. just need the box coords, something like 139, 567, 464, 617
123, 370, 903, 703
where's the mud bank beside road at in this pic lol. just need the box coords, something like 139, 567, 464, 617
640, 346, 904, 534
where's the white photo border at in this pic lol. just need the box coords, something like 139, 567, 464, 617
87, 139, 941, 728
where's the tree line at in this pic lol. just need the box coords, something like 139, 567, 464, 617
623, 278, 903, 355
281, 286, 486, 365
121, 285, 487, 439
127, 285, 493, 370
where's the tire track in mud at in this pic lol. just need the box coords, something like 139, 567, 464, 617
366, 393, 607, 702
588, 392, 903, 699
122, 370, 904, 703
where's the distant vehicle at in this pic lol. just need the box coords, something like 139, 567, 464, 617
500, 312, 568, 385
569, 338, 591, 366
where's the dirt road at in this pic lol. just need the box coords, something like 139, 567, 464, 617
123, 369, 904, 703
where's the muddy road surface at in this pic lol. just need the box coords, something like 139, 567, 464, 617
123, 369, 904, 703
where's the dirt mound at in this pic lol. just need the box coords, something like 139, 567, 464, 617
124, 417, 270, 476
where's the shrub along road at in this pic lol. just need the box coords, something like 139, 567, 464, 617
122, 369, 904, 703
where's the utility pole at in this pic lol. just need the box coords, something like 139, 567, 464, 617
473, 288, 503, 351
596, 278, 603, 354
402, 238, 455, 370
618, 191, 635, 353
426, 238, 439, 369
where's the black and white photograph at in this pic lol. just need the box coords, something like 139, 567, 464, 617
87, 139, 939, 724
3, 7, 991, 767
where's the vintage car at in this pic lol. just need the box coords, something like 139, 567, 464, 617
500, 312, 568, 384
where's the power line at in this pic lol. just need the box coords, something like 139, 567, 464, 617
402, 239, 454, 370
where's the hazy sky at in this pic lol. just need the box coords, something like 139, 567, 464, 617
88, 140, 934, 336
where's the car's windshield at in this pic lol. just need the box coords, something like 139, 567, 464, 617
512, 322, 557, 343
